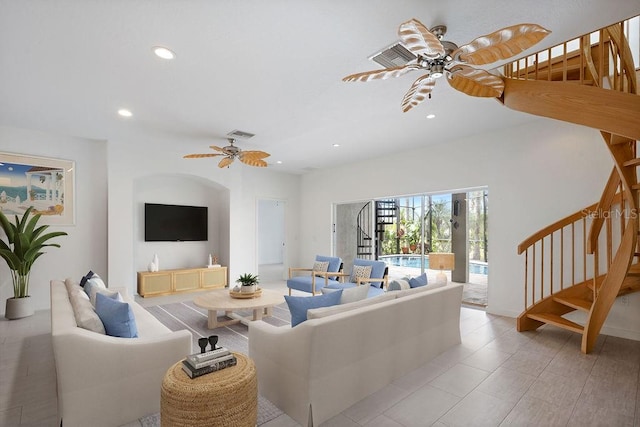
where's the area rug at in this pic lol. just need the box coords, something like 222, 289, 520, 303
142, 300, 292, 426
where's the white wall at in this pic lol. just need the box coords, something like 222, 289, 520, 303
133, 174, 226, 272
0, 126, 107, 314
4, 120, 638, 341
107, 134, 300, 294
297, 118, 640, 339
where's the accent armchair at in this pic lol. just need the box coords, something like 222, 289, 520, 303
287, 255, 343, 295
325, 258, 389, 298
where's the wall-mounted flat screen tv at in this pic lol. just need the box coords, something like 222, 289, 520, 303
144, 203, 208, 242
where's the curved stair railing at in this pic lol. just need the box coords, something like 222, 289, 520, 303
356, 202, 373, 258
510, 15, 640, 353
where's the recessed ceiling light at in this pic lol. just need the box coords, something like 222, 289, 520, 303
276, 160, 283, 164
426, 114, 436, 119
118, 109, 133, 117
332, 143, 340, 147
153, 46, 175, 60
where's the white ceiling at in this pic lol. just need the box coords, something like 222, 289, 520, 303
1, 1, 638, 174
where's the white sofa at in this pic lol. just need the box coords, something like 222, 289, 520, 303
248, 282, 463, 426
50, 279, 192, 427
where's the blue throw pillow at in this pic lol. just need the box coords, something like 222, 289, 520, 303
95, 292, 138, 338
285, 290, 343, 327
409, 272, 428, 288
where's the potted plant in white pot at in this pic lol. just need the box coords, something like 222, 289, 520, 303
0, 206, 67, 319
236, 273, 259, 293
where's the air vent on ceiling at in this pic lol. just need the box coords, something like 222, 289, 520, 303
369, 42, 417, 69
227, 129, 255, 139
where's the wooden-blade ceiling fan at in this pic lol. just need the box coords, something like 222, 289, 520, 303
343, 18, 550, 112
184, 138, 270, 168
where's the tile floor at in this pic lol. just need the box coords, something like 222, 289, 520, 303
1, 280, 640, 426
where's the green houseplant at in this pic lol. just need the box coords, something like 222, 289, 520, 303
236, 273, 259, 293
0, 206, 67, 319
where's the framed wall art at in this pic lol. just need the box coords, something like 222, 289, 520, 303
0, 152, 75, 225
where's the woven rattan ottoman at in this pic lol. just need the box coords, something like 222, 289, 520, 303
161, 352, 257, 426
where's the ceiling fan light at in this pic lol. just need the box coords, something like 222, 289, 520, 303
431, 72, 444, 78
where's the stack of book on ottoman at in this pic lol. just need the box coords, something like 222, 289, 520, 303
182, 347, 237, 379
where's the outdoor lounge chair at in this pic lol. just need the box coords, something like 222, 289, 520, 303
287, 255, 343, 295
324, 258, 389, 298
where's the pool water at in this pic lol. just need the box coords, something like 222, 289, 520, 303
381, 255, 488, 275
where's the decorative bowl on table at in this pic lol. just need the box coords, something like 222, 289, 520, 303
229, 287, 262, 299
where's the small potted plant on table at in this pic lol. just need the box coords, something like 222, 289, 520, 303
236, 273, 259, 293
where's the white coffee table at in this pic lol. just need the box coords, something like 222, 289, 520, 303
193, 288, 285, 329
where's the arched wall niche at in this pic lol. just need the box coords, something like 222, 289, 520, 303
133, 173, 230, 276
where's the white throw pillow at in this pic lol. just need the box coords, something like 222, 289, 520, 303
321, 283, 369, 304
388, 279, 411, 291
64, 277, 82, 295
90, 287, 123, 307
307, 293, 395, 319
84, 274, 106, 298
69, 288, 106, 334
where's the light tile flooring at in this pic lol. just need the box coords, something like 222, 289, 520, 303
2, 280, 640, 426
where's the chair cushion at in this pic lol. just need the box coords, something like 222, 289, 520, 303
284, 290, 343, 327
321, 283, 369, 304
95, 292, 139, 338
315, 255, 341, 273
316, 255, 342, 279
351, 265, 372, 283
351, 259, 387, 287
313, 261, 329, 277
409, 273, 428, 288
287, 276, 337, 294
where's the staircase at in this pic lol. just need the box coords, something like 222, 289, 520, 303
502, 16, 640, 353
356, 199, 397, 259
375, 200, 397, 257
356, 202, 373, 258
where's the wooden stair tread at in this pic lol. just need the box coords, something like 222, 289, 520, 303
627, 264, 640, 276
624, 158, 640, 167
553, 296, 592, 312
527, 313, 584, 333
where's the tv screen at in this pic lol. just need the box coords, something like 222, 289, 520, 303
144, 203, 208, 242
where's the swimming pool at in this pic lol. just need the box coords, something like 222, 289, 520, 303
380, 255, 488, 275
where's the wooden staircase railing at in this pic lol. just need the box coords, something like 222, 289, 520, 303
510, 15, 640, 353
517, 193, 622, 314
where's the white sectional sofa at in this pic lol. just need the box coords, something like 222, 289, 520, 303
50, 279, 192, 427
248, 282, 464, 427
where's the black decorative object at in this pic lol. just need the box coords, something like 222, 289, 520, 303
208, 335, 219, 350
198, 337, 209, 353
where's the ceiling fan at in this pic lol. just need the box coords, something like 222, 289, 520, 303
343, 18, 550, 112
184, 138, 270, 168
